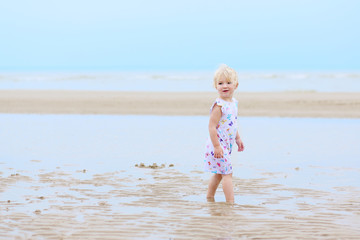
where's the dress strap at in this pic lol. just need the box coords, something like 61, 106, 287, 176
210, 98, 225, 114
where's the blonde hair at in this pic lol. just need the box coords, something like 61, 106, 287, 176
213, 64, 238, 88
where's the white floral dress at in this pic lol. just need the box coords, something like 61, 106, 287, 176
204, 98, 238, 175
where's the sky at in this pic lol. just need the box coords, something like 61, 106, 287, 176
0, 0, 359, 71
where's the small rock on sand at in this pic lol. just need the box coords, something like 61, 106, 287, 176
135, 162, 173, 169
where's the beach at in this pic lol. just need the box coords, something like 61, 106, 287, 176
1, 90, 360, 118
2, 0, 360, 236
1, 112, 360, 239
1, 87, 360, 239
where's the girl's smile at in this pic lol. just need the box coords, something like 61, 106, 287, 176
216, 76, 238, 101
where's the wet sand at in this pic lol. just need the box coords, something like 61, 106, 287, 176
1, 166, 360, 239
1, 114, 360, 239
1, 90, 360, 118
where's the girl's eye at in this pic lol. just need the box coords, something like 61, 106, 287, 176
228, 82, 232, 84
218, 82, 223, 85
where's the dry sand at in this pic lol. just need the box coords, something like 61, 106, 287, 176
1, 90, 360, 118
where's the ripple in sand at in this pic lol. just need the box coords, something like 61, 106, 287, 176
2, 167, 360, 239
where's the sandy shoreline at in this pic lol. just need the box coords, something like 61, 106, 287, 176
1, 113, 360, 239
1, 90, 359, 118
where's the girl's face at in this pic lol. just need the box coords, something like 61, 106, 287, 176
215, 75, 238, 101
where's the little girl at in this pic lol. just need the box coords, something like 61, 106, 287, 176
204, 64, 244, 203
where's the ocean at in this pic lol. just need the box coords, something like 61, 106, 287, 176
1, 71, 360, 92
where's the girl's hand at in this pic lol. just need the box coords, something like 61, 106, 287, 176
214, 145, 224, 158
236, 138, 244, 152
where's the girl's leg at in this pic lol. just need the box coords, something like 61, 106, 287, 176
207, 173, 222, 200
222, 174, 234, 203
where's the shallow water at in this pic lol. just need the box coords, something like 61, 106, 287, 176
1, 114, 360, 239
2, 114, 360, 172
1, 71, 360, 92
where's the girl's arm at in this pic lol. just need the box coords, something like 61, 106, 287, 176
235, 130, 244, 152
209, 104, 223, 158
236, 131, 241, 140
